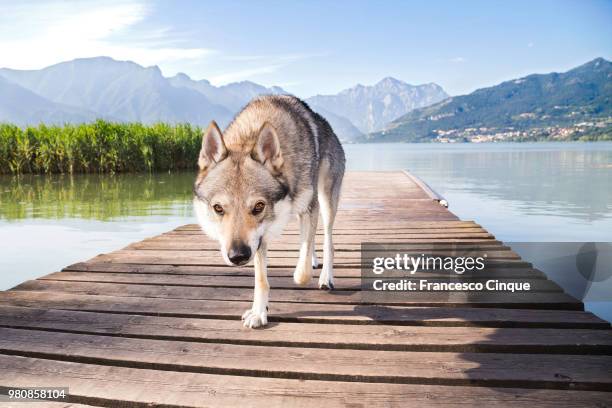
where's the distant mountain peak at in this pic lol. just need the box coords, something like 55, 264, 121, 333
376, 76, 405, 86
574, 57, 611, 72
587, 57, 609, 65
234, 80, 259, 86
63, 56, 136, 67
269, 86, 285, 93
307, 78, 449, 133
168, 74, 286, 113
172, 73, 212, 86
72, 56, 117, 63
172, 72, 191, 81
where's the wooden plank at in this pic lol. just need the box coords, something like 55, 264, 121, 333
38, 272, 562, 292
130, 238, 510, 251
87, 252, 532, 268
63, 262, 548, 279
129, 243, 519, 254
89, 251, 530, 266
318, 206, 454, 212
0, 328, 610, 390
175, 221, 482, 231
10, 280, 581, 309
174, 227, 492, 236
166, 231, 496, 239
310, 214, 459, 222
131, 239, 509, 251
403, 170, 448, 206
121, 246, 523, 261
0, 306, 610, 354
1, 291, 604, 328
138, 237, 503, 245
2, 355, 610, 408
0, 399, 92, 408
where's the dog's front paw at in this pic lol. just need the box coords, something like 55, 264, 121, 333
318, 266, 335, 290
318, 278, 335, 290
242, 308, 268, 328
293, 263, 312, 286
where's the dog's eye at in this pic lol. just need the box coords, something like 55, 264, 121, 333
252, 201, 265, 215
213, 204, 224, 215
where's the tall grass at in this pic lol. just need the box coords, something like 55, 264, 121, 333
0, 120, 203, 174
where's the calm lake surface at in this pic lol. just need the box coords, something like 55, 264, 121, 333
1, 142, 611, 320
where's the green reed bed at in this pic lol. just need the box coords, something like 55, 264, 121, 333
0, 121, 203, 174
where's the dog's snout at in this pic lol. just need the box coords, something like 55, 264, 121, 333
228, 242, 252, 266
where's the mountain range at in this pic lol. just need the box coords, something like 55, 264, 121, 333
0, 75, 97, 124
2, 56, 608, 143
370, 58, 611, 142
0, 57, 448, 142
306, 77, 448, 133
168, 73, 286, 113
0, 57, 234, 127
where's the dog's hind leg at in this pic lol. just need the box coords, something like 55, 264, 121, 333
311, 227, 319, 268
242, 242, 269, 328
293, 202, 318, 286
318, 159, 343, 290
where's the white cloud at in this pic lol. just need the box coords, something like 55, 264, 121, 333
527, 42, 535, 48
449, 57, 466, 63
0, 0, 212, 69
0, 1, 326, 86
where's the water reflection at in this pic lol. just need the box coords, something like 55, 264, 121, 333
346, 142, 612, 222
0, 171, 195, 221
0, 172, 197, 290
1, 142, 610, 227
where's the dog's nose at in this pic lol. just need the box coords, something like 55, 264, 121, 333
228, 243, 251, 266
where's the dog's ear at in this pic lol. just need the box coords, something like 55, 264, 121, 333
253, 122, 283, 172
199, 121, 227, 170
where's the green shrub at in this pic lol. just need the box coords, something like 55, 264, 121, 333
0, 120, 203, 174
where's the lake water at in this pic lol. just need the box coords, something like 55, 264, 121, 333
1, 142, 611, 321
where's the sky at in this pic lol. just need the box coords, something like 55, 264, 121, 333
0, 0, 610, 97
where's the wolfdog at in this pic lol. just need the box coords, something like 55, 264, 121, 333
193, 95, 345, 328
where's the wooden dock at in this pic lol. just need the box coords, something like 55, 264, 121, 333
0, 171, 610, 407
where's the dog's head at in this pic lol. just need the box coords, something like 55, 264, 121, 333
193, 121, 291, 266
